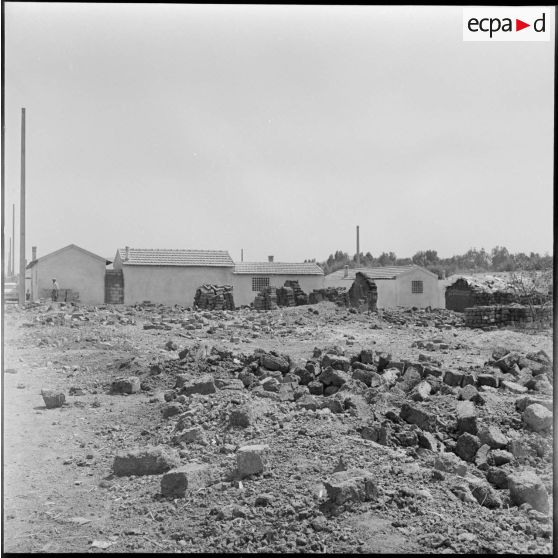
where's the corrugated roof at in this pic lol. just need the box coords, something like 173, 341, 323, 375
234, 262, 324, 275
117, 248, 234, 267
326, 265, 429, 281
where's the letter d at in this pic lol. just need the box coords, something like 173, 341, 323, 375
534, 13, 545, 32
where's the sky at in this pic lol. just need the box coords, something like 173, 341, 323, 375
2, 3, 555, 266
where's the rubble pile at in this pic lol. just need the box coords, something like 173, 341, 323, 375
284, 280, 309, 306
465, 305, 553, 330
194, 285, 235, 311
276, 281, 309, 307
3, 298, 553, 555
275, 286, 296, 307
253, 286, 278, 310
309, 287, 350, 306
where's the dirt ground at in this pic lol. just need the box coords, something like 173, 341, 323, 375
1, 301, 554, 553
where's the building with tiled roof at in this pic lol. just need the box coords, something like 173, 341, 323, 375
116, 248, 234, 267
324, 264, 442, 309
234, 262, 324, 276
231, 257, 324, 306
111, 247, 234, 305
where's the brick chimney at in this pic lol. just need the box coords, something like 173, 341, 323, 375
268, 255, 274, 262
125, 246, 130, 261
32, 246, 37, 261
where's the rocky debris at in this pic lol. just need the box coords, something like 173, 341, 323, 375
522, 404, 552, 433
318, 366, 349, 387
501, 380, 528, 394
260, 352, 290, 373
229, 406, 253, 428
41, 389, 65, 409
515, 395, 553, 413
162, 403, 182, 419
179, 375, 216, 396
323, 469, 378, 505
456, 401, 478, 435
466, 475, 502, 508
160, 463, 216, 498
113, 446, 179, 476
236, 444, 269, 478
455, 433, 481, 462
508, 470, 550, 513
110, 376, 141, 394
399, 403, 436, 432
478, 426, 508, 449
410, 381, 431, 401
174, 427, 207, 445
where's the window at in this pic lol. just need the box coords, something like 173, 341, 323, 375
412, 280, 423, 294
252, 277, 270, 292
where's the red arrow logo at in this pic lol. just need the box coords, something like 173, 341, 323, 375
516, 19, 530, 31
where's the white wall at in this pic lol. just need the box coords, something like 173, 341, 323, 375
232, 274, 325, 306
32, 247, 106, 304
121, 265, 234, 306
394, 268, 442, 308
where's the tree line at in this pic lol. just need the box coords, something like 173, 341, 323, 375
305, 246, 553, 278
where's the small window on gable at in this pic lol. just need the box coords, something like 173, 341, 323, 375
252, 276, 270, 292
412, 280, 423, 294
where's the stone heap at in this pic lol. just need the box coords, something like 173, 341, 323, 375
194, 285, 235, 311
276, 286, 295, 307
465, 304, 553, 329
276, 281, 309, 307
284, 280, 308, 305
253, 286, 278, 310
309, 287, 350, 306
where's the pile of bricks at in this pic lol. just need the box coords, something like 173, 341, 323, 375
276, 286, 295, 307
284, 280, 308, 305
194, 285, 235, 311
309, 287, 350, 306
275, 281, 309, 307
253, 286, 278, 310
464, 304, 553, 329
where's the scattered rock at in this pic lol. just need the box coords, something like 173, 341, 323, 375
236, 444, 269, 478
113, 446, 179, 476
110, 377, 141, 394
508, 470, 549, 513
523, 404, 552, 433
41, 389, 65, 409
161, 463, 214, 497
323, 469, 378, 505
455, 432, 481, 463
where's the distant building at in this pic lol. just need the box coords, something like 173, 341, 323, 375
232, 258, 325, 306
26, 244, 111, 304
324, 265, 442, 309
112, 247, 235, 306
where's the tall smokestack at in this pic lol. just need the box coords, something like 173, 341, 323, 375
241, 249, 244, 262
8, 237, 12, 276
356, 225, 360, 266
19, 108, 26, 305
125, 246, 130, 261
32, 246, 37, 261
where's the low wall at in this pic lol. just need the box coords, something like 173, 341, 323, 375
464, 304, 553, 329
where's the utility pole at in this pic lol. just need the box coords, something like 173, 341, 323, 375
18, 108, 26, 305
12, 203, 15, 276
